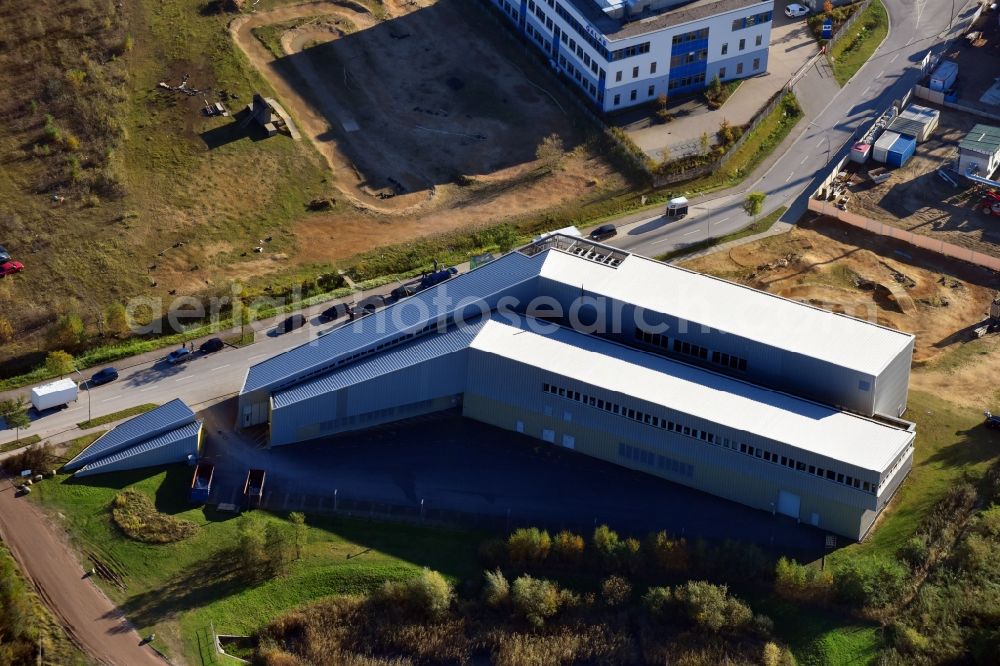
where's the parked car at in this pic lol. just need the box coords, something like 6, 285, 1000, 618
390, 284, 419, 301
278, 313, 306, 334
320, 303, 353, 321
359, 295, 386, 315
785, 3, 809, 17
0, 261, 24, 277
985, 411, 1000, 430
89, 367, 119, 387
199, 337, 225, 354
166, 347, 192, 365
0, 245, 10, 263
589, 224, 617, 241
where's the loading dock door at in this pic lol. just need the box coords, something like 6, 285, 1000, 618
777, 491, 801, 519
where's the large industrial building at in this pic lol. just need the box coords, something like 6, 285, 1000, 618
484, 0, 774, 111
239, 235, 916, 540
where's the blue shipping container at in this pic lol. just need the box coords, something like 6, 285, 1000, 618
886, 135, 916, 168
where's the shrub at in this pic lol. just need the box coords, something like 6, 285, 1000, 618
834, 557, 909, 609
717, 119, 736, 147
642, 586, 674, 618
898, 535, 930, 571
551, 530, 584, 564
892, 622, 929, 655
377, 568, 454, 621
673, 581, 753, 632
774, 557, 833, 603
479, 538, 507, 568
647, 531, 690, 573
483, 568, 510, 608
592, 524, 622, 568
507, 528, 551, 566
104, 303, 131, 339
601, 575, 632, 607
0, 317, 13, 343
111, 489, 198, 543
511, 575, 561, 627
50, 313, 85, 347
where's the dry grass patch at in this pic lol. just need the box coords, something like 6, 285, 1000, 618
112, 488, 198, 544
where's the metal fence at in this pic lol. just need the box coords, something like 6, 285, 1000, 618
825, 0, 875, 54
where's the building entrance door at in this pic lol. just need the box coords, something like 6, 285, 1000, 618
777, 490, 801, 519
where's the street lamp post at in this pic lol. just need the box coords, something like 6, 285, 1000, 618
74, 369, 92, 424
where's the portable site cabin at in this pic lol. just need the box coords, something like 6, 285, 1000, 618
850, 143, 872, 164
929, 60, 958, 92
959, 124, 1000, 179
891, 104, 939, 142
872, 132, 916, 168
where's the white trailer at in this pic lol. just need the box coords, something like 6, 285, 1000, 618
30, 379, 78, 412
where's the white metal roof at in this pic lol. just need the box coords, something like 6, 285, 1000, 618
470, 317, 913, 472
32, 378, 77, 396
536, 248, 913, 375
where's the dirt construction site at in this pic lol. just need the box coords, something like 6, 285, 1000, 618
231, 0, 606, 219
842, 105, 1000, 260
683, 216, 1000, 410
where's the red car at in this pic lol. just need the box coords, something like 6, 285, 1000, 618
0, 261, 23, 277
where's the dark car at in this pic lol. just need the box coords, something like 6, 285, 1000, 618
278, 313, 306, 334
166, 347, 192, 365
199, 337, 225, 354
320, 303, 352, 321
0, 245, 9, 263
89, 367, 119, 386
986, 411, 1000, 430
589, 224, 617, 241
390, 284, 419, 301
358, 295, 386, 315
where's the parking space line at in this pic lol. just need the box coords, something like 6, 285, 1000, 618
211, 364, 231, 371
889, 53, 899, 64
681, 229, 700, 237
800, 155, 808, 165
785, 171, 794, 183
174, 376, 189, 383
100, 396, 120, 404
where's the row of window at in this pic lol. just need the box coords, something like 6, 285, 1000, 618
672, 28, 709, 46
669, 49, 707, 68
633, 325, 749, 372
619, 443, 694, 479
559, 55, 601, 99
732, 11, 772, 32
315, 398, 437, 433
668, 73, 706, 91
614, 62, 656, 83
542, 380, 879, 496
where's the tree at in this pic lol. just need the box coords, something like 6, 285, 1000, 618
717, 118, 736, 146
511, 575, 561, 627
708, 74, 722, 99
45, 351, 75, 378
264, 522, 293, 574
699, 131, 711, 155
493, 225, 518, 254
592, 524, 622, 568
646, 531, 690, 573
0, 397, 31, 444
288, 512, 307, 560
551, 530, 585, 564
823, 0, 834, 15
483, 568, 510, 608
601, 575, 632, 607
507, 527, 551, 566
0, 317, 13, 344
744, 191, 767, 223
834, 557, 908, 609
535, 133, 563, 171
236, 513, 266, 574
104, 303, 131, 339
50, 313, 85, 347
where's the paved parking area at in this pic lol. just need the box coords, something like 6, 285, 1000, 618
623, 11, 820, 160
202, 408, 828, 558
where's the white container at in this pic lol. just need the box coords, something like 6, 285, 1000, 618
30, 379, 79, 412
873, 131, 900, 164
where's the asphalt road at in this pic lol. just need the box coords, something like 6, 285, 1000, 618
0, 3, 972, 453
605, 0, 975, 258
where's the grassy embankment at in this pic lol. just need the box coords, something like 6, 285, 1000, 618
28, 464, 482, 663
829, 0, 889, 86
77, 402, 159, 429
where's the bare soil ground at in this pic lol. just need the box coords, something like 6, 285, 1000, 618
232, 0, 611, 213
683, 216, 1000, 410
847, 105, 1000, 260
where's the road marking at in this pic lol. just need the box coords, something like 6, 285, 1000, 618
249, 353, 268, 360
800, 155, 808, 165
174, 376, 189, 383
862, 85, 871, 96
876, 70, 884, 79
889, 53, 899, 64
139, 386, 156, 392
211, 364, 231, 371
712, 217, 730, 225
815, 139, 824, 149
101, 396, 120, 404
649, 237, 674, 245
785, 171, 794, 183
681, 229, 700, 237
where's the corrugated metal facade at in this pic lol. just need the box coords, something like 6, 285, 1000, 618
74, 421, 203, 478
268, 321, 484, 445
463, 348, 910, 540
65, 399, 196, 471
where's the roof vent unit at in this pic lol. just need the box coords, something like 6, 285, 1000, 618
627, 0, 652, 16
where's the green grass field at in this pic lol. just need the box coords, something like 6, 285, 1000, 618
77, 403, 159, 429
29, 464, 481, 662
829, 1, 889, 86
